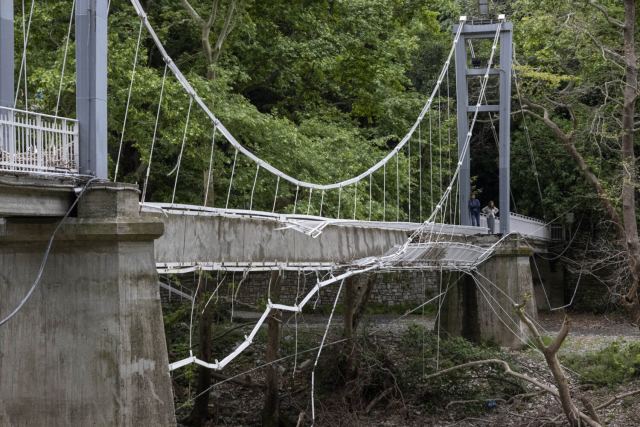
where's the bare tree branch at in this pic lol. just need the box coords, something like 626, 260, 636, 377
586, 0, 625, 28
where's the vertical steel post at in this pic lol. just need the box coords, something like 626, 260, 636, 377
76, 0, 108, 178
0, 0, 14, 108
454, 27, 471, 226
498, 27, 512, 234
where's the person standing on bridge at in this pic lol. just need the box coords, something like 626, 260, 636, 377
468, 193, 481, 227
482, 200, 499, 234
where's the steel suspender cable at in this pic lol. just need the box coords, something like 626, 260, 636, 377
142, 63, 168, 204
337, 186, 342, 219
114, 18, 145, 182
311, 278, 345, 424
204, 127, 217, 207
319, 190, 325, 216
396, 154, 400, 221
226, 149, 238, 209
306, 188, 313, 215
383, 164, 386, 221
249, 165, 260, 210
438, 86, 443, 198
171, 97, 193, 205
429, 112, 433, 211
408, 136, 411, 222
293, 185, 299, 214
272, 176, 280, 213
513, 59, 545, 215
15, 0, 34, 108
446, 68, 452, 221
368, 173, 372, 221
353, 181, 358, 220
419, 123, 423, 222
55, 0, 76, 117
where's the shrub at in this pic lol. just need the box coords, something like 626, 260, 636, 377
563, 340, 640, 387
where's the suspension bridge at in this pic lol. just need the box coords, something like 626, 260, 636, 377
0, 1, 558, 425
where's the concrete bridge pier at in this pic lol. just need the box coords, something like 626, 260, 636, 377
440, 237, 537, 348
0, 180, 175, 426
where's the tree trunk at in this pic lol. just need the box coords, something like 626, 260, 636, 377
620, 0, 640, 325
341, 275, 375, 392
186, 273, 215, 426
262, 270, 282, 427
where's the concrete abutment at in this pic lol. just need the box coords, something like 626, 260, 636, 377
440, 236, 538, 348
0, 179, 176, 426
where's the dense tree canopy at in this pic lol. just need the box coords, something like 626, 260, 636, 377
12, 0, 639, 241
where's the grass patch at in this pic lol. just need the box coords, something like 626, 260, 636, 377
563, 340, 640, 387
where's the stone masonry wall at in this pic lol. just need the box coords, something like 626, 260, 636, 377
161, 270, 441, 308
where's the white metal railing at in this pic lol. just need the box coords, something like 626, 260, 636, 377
0, 107, 79, 174
480, 212, 550, 240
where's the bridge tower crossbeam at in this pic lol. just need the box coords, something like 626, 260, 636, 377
454, 17, 513, 234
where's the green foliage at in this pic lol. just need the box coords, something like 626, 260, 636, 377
563, 340, 640, 387
398, 324, 525, 412
316, 323, 524, 413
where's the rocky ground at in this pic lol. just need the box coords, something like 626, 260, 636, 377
173, 311, 640, 426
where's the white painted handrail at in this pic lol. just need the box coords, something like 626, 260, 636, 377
0, 107, 79, 174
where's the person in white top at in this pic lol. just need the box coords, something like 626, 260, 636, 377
482, 201, 499, 234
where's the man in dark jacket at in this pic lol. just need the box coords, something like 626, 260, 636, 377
468, 193, 481, 226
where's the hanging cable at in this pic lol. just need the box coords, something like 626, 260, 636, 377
319, 190, 325, 217
368, 173, 372, 221
438, 82, 443, 198
306, 188, 313, 216
513, 58, 545, 216
408, 137, 412, 222
15, 0, 34, 108
141, 63, 168, 204
114, 18, 145, 182
383, 163, 386, 221
226, 148, 239, 209
292, 185, 300, 214
311, 278, 345, 425
337, 186, 342, 219
429, 112, 433, 211
249, 165, 260, 211
396, 154, 400, 221
353, 181, 358, 220
446, 68, 452, 221
188, 270, 204, 358
171, 97, 194, 205
55, 0, 76, 117
0, 177, 98, 327
204, 127, 217, 207
419, 123, 423, 222
272, 176, 280, 213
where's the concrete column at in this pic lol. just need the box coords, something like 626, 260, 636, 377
440, 236, 537, 348
76, 0, 108, 178
0, 183, 176, 426
0, 0, 14, 108
498, 28, 512, 234
454, 29, 470, 226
